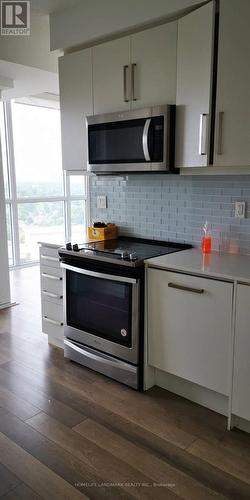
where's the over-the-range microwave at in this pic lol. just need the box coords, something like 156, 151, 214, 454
86, 105, 177, 175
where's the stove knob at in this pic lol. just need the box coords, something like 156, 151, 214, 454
72, 244, 79, 252
129, 252, 138, 261
66, 242, 72, 251
121, 251, 129, 260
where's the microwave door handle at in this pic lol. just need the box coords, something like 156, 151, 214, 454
142, 118, 151, 161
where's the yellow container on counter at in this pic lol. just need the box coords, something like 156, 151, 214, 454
88, 224, 118, 241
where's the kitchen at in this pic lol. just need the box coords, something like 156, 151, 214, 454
1, 0, 250, 498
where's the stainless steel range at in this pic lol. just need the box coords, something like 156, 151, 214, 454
59, 237, 191, 390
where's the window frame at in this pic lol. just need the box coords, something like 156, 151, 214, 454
1, 100, 89, 268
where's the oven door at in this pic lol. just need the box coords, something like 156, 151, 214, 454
61, 264, 140, 364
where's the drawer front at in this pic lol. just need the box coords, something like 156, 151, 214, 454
40, 246, 61, 268
42, 319, 64, 341
40, 265, 63, 297
41, 290, 63, 306
42, 300, 64, 341
147, 268, 233, 395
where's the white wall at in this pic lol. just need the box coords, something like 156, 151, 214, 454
0, 147, 10, 307
50, 0, 207, 51
0, 60, 59, 100
0, 11, 58, 73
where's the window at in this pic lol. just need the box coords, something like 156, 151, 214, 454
12, 102, 64, 198
18, 201, 65, 262
0, 100, 88, 266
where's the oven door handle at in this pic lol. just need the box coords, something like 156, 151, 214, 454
60, 263, 138, 284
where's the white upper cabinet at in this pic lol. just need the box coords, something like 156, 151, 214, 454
92, 37, 130, 114
175, 2, 215, 168
92, 23, 177, 114
232, 284, 250, 421
130, 23, 177, 109
213, 0, 250, 166
59, 49, 93, 171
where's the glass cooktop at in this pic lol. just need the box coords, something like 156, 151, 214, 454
79, 237, 189, 262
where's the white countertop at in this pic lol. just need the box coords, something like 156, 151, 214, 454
38, 241, 64, 249
146, 248, 250, 285
38, 238, 102, 249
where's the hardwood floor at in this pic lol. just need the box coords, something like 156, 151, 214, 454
0, 266, 250, 499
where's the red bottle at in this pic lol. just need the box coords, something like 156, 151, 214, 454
202, 221, 212, 254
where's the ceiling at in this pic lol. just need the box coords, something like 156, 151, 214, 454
30, 0, 83, 14
0, 59, 59, 100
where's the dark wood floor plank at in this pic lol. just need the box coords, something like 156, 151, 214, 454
188, 438, 250, 485
27, 411, 180, 500
0, 408, 131, 500
74, 417, 227, 500
0, 385, 41, 421
2, 483, 42, 500
2, 358, 250, 499
1, 359, 196, 450
0, 333, 97, 384
0, 463, 21, 497
145, 386, 250, 462
0, 366, 86, 427
0, 431, 87, 500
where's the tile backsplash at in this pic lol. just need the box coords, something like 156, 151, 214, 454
90, 175, 250, 254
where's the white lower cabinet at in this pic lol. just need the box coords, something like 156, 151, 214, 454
232, 285, 250, 421
42, 300, 64, 343
147, 268, 233, 395
39, 244, 64, 348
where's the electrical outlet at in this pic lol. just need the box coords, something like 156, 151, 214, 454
235, 201, 246, 219
97, 195, 107, 209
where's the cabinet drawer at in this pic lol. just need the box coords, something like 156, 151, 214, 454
39, 246, 61, 268
42, 300, 64, 341
41, 290, 63, 306
147, 268, 233, 395
40, 265, 63, 297
42, 319, 64, 342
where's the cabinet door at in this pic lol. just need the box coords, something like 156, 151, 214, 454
214, 0, 250, 166
175, 2, 215, 167
232, 285, 250, 420
92, 37, 130, 114
130, 22, 177, 109
147, 268, 232, 394
59, 49, 93, 171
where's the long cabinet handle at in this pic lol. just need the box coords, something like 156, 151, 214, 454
131, 63, 137, 101
123, 65, 130, 102
42, 272, 62, 281
43, 316, 63, 326
168, 282, 204, 294
198, 113, 208, 155
42, 290, 63, 299
216, 111, 224, 155
41, 255, 59, 262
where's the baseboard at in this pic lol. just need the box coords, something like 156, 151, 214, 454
48, 335, 64, 349
152, 368, 228, 416
0, 301, 17, 310
231, 415, 250, 433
